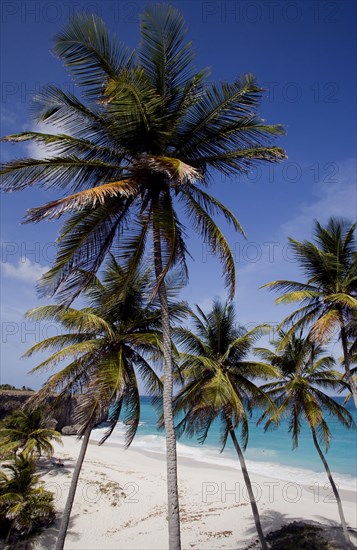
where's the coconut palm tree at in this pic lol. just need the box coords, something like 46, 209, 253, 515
0, 454, 55, 543
0, 6, 286, 546
256, 331, 354, 545
263, 217, 357, 407
344, 314, 357, 400
172, 299, 278, 550
24, 256, 184, 550
0, 408, 62, 459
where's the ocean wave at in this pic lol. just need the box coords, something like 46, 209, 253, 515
90, 424, 356, 490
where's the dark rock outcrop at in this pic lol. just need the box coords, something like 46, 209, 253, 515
0, 391, 87, 431
61, 425, 81, 435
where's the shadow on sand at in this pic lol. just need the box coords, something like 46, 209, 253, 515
243, 509, 357, 549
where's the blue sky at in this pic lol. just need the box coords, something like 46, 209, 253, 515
0, 0, 356, 390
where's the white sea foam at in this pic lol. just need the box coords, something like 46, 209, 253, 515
90, 424, 356, 491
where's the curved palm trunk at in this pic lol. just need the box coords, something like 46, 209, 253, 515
229, 429, 268, 550
340, 325, 357, 408
311, 427, 351, 544
55, 424, 92, 550
153, 217, 181, 550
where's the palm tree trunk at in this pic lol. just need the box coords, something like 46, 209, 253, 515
311, 427, 351, 544
340, 325, 357, 408
55, 424, 92, 550
5, 519, 15, 544
229, 429, 268, 550
153, 215, 181, 550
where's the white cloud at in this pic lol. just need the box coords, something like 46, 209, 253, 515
24, 122, 59, 159
281, 158, 357, 238
2, 258, 49, 283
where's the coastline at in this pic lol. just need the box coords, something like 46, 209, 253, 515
32, 436, 357, 549
89, 437, 357, 504
90, 424, 357, 492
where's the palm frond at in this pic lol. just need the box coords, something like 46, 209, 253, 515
0, 156, 122, 193
180, 190, 236, 298
1, 132, 120, 163
310, 309, 341, 343
53, 13, 134, 99
139, 4, 196, 103
37, 198, 134, 303
25, 180, 138, 222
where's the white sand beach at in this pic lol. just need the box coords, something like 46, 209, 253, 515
33, 436, 357, 549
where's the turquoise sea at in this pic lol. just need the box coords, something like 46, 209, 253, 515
91, 396, 357, 491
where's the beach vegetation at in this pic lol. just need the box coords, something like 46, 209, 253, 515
0, 4, 286, 547
256, 331, 354, 545
172, 299, 278, 550
263, 217, 357, 407
0, 385, 34, 392
24, 256, 186, 550
342, 313, 357, 402
0, 408, 62, 460
0, 454, 55, 544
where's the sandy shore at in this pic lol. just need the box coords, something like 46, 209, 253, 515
32, 436, 357, 549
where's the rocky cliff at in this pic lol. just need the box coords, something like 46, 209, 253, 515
0, 391, 83, 431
